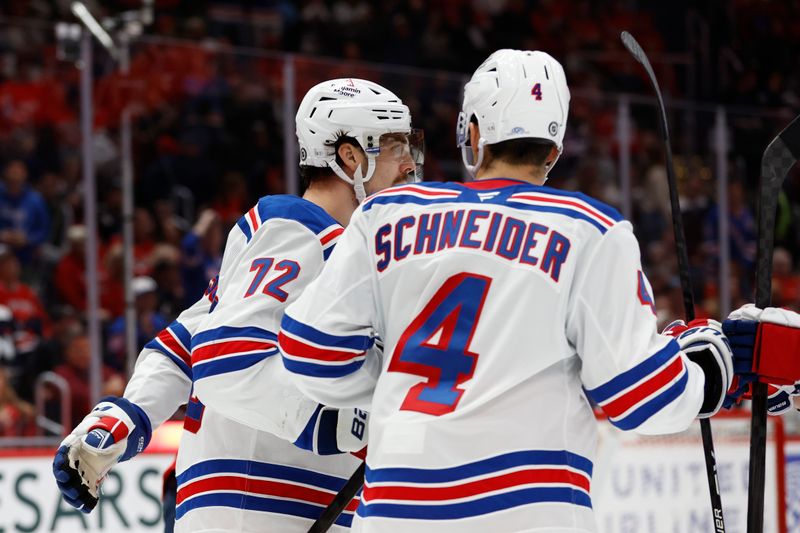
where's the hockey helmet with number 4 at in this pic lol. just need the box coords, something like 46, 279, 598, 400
457, 49, 570, 177
296, 78, 423, 200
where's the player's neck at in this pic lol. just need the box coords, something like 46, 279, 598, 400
302, 178, 358, 227
475, 161, 547, 186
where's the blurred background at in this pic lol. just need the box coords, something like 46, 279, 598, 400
0, 0, 798, 504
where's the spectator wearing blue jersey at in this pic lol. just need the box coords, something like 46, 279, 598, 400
0, 160, 50, 266
180, 209, 223, 308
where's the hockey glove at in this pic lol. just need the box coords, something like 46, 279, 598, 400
663, 319, 733, 418
294, 406, 369, 456
52, 397, 152, 513
723, 304, 800, 386
767, 382, 800, 415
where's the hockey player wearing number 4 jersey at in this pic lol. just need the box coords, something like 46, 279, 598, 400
278, 50, 800, 532
52, 78, 423, 532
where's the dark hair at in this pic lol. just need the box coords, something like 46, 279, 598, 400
483, 138, 555, 169
298, 133, 361, 193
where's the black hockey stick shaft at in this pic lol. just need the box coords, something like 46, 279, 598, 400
307, 462, 365, 533
748, 114, 800, 533
621, 31, 726, 533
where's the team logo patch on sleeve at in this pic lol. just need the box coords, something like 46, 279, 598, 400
637, 270, 656, 315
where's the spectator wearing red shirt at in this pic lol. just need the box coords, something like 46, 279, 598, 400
53, 225, 88, 312
53, 334, 125, 428
0, 246, 51, 356
0, 365, 35, 437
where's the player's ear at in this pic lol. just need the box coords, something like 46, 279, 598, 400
469, 122, 480, 159
337, 142, 362, 175
544, 145, 559, 168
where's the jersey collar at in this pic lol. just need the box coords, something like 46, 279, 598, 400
458, 177, 534, 190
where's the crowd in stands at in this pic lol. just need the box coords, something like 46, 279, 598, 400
0, 0, 798, 436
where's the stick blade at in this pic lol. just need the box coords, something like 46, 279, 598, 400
621, 31, 647, 66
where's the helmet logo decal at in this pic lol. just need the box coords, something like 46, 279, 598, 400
334, 83, 361, 97
509, 127, 529, 135
531, 83, 543, 101
548, 122, 559, 137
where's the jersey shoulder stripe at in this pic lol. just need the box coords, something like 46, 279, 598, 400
175, 458, 358, 527
360, 449, 592, 520
585, 339, 687, 430
362, 183, 461, 212
236, 195, 341, 243
144, 320, 193, 379
506, 184, 623, 234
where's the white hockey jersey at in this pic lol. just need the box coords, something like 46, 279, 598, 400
279, 178, 705, 533
124, 195, 363, 533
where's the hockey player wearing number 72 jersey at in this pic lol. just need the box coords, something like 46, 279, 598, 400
277, 51, 752, 532
52, 78, 422, 533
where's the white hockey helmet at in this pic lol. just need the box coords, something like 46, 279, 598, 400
457, 49, 570, 178
296, 78, 420, 201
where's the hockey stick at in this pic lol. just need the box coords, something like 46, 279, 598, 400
747, 114, 800, 533
621, 31, 726, 533
307, 462, 365, 533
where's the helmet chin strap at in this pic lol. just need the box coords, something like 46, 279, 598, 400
461, 137, 487, 178
542, 146, 563, 184
328, 157, 376, 203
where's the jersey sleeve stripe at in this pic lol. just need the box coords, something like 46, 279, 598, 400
169, 322, 193, 352
191, 349, 279, 381
282, 357, 366, 379
247, 206, 260, 232
319, 226, 344, 246
584, 339, 680, 403
279, 332, 366, 361
236, 215, 253, 242
143, 339, 193, 379
600, 356, 685, 419
191, 325, 278, 348
190, 326, 279, 380
604, 371, 689, 431
191, 339, 278, 364
280, 314, 374, 352
584, 340, 689, 430
144, 323, 193, 378
156, 328, 191, 362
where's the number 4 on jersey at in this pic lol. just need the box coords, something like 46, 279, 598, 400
388, 273, 492, 416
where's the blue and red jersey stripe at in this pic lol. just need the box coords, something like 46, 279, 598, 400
175, 459, 359, 527
359, 449, 592, 520
279, 314, 374, 378
191, 326, 279, 381
145, 320, 193, 379
585, 339, 688, 430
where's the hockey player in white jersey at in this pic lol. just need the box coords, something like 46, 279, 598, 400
52, 77, 421, 532
277, 50, 800, 532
